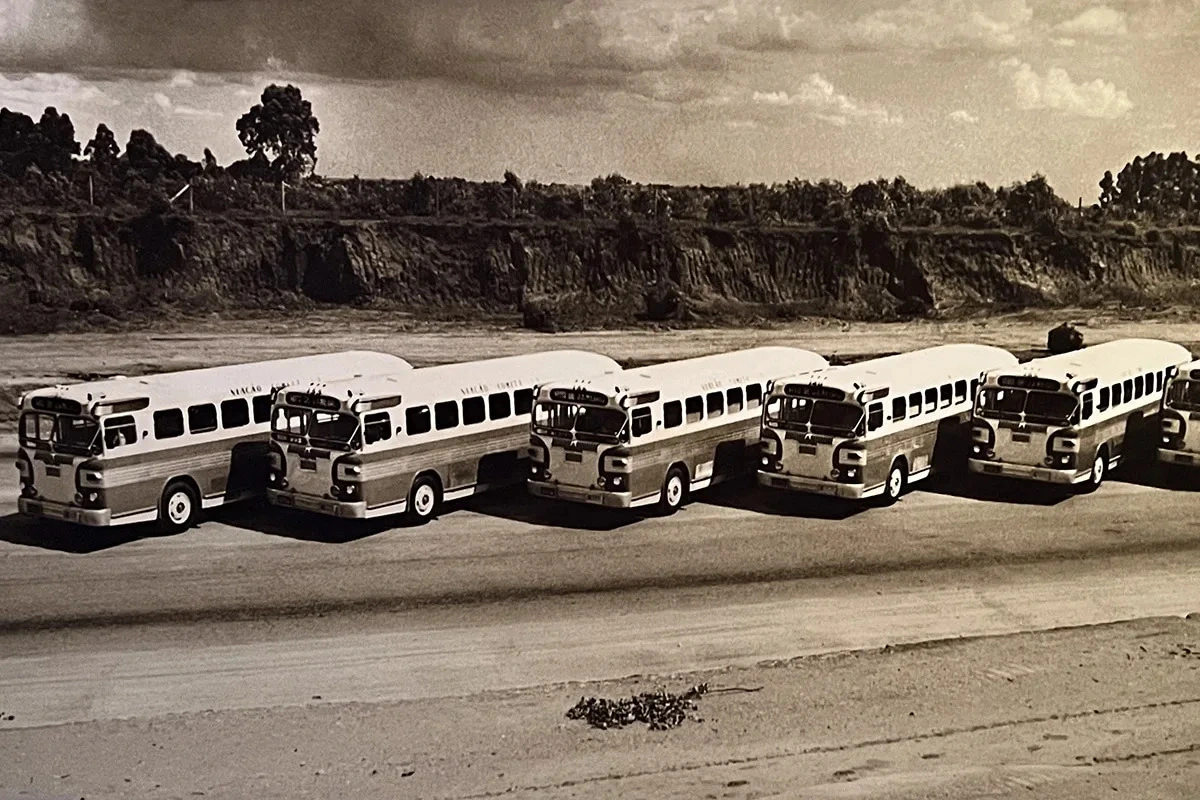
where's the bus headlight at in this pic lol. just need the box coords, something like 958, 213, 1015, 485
1163, 418, 1182, 434
761, 437, 780, 456
608, 475, 624, 490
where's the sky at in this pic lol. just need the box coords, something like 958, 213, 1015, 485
0, 0, 1195, 202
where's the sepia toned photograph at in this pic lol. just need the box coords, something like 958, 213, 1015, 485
1, 0, 1199, 797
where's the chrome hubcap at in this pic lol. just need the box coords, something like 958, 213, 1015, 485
1093, 456, 1104, 483
414, 484, 436, 516
666, 476, 683, 506
889, 469, 902, 496
168, 492, 191, 525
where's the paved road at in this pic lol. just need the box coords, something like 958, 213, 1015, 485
2, 461, 1200, 728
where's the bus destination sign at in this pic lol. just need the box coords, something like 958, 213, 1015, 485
997, 376, 1060, 392
549, 388, 609, 406
783, 384, 845, 401
285, 392, 342, 411
30, 396, 83, 415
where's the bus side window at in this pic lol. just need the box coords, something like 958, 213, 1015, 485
867, 403, 884, 432
1122, 379, 1132, 402
462, 396, 486, 426
188, 403, 218, 434
514, 389, 534, 415
104, 415, 137, 449
1134, 375, 1144, 398
685, 395, 703, 424
706, 391, 724, 418
363, 412, 391, 444
954, 380, 967, 403
891, 396, 906, 421
969, 379, 979, 400
252, 394, 272, 424
632, 407, 653, 437
221, 398, 250, 429
1097, 386, 1110, 411
727, 387, 743, 414
434, 401, 459, 430
1081, 393, 1094, 421
488, 392, 511, 420
908, 391, 922, 418
406, 406, 432, 435
1112, 384, 1123, 406
664, 401, 683, 429
923, 388, 937, 414
154, 409, 185, 440
1157, 371, 1165, 392
939, 384, 951, 408
746, 384, 762, 408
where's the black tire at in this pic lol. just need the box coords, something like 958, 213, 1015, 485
882, 459, 907, 505
408, 474, 441, 523
1083, 446, 1108, 492
159, 480, 199, 534
660, 466, 688, 514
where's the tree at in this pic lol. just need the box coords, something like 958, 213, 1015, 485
236, 84, 320, 181
84, 123, 120, 173
33, 107, 80, 173
1098, 170, 1115, 209
0, 108, 37, 176
122, 129, 176, 180
503, 170, 523, 193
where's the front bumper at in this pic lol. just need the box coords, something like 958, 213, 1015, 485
267, 489, 367, 518
526, 480, 632, 508
18, 496, 111, 526
1159, 448, 1200, 467
967, 459, 1083, 485
757, 470, 866, 499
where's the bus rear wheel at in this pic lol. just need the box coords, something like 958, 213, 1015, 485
660, 467, 687, 514
159, 481, 199, 534
882, 460, 907, 505
408, 475, 441, 524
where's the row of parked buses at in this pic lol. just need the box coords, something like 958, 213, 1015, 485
12, 338, 1199, 533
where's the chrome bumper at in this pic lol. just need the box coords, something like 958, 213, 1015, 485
757, 470, 866, 499
18, 497, 111, 526
267, 489, 367, 518
1158, 449, 1200, 467
527, 480, 632, 508
967, 459, 1083, 485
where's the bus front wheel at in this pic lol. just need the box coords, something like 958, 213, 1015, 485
408, 475, 441, 523
660, 467, 687, 514
1084, 447, 1108, 492
159, 481, 199, 534
882, 460, 907, 505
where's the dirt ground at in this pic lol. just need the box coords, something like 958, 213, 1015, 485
2, 617, 1198, 799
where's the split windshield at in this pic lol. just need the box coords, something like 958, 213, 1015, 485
272, 406, 361, 450
977, 388, 1078, 425
764, 397, 864, 438
1166, 379, 1200, 412
533, 402, 628, 443
19, 412, 101, 455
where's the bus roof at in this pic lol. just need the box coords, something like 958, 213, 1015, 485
540, 347, 830, 399
298, 350, 622, 407
21, 351, 412, 413
773, 344, 1018, 397
984, 338, 1193, 386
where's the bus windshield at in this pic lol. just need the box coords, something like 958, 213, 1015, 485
765, 397, 864, 437
977, 388, 1078, 425
272, 406, 360, 450
1166, 379, 1200, 412
533, 402, 628, 443
20, 412, 100, 455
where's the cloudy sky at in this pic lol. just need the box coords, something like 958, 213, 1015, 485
0, 0, 1194, 200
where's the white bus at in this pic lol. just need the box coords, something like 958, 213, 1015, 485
15, 351, 411, 532
526, 347, 829, 513
266, 350, 620, 522
1158, 359, 1200, 469
968, 338, 1191, 489
758, 344, 1018, 502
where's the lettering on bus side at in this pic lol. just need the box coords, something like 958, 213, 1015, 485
229, 385, 264, 397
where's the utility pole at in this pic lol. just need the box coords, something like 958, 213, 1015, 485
281, 181, 288, 215
88, 174, 94, 206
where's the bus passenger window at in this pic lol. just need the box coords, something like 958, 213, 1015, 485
104, 415, 137, 449
488, 392, 511, 420
1081, 393, 1094, 421
1097, 386, 1110, 411
462, 396, 486, 425
1112, 384, 1123, 406
1157, 371, 1165, 392
939, 384, 952, 407
867, 403, 884, 432
434, 401, 459, 430
221, 398, 250, 429
924, 388, 937, 413
685, 396, 703, 424
406, 406, 432, 435
188, 404, 218, 434
969, 379, 979, 399
954, 380, 967, 403
632, 407, 653, 437
154, 409, 185, 440
891, 396, 906, 421
1134, 375, 1144, 398
908, 391, 921, 417
664, 401, 683, 429
514, 389, 534, 415
727, 387, 744, 414
706, 391, 724, 418
746, 384, 762, 408
363, 412, 391, 444
252, 394, 272, 424
1123, 379, 1133, 401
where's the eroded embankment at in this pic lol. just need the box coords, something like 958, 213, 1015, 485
2, 211, 1199, 333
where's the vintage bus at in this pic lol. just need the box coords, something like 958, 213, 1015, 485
1158, 359, 1200, 469
265, 350, 621, 522
968, 338, 1192, 489
526, 347, 829, 513
758, 344, 1018, 502
15, 351, 411, 532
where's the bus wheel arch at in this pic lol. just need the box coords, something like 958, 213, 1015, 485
159, 477, 201, 533
408, 471, 443, 523
883, 457, 908, 505
660, 463, 689, 514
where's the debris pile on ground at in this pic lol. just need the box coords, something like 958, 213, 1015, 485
566, 683, 709, 730
1168, 643, 1200, 659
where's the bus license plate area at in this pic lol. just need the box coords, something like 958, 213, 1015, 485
565, 452, 583, 463
45, 466, 61, 477
300, 459, 317, 471
983, 464, 1002, 474
797, 444, 817, 456
1176, 453, 1195, 464
1010, 433, 1031, 443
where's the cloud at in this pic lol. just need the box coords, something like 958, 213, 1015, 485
753, 74, 904, 127
169, 70, 198, 88
1055, 6, 1128, 37
1001, 58, 1132, 119
844, 0, 1034, 52
0, 72, 120, 115
150, 89, 223, 119
948, 109, 979, 124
